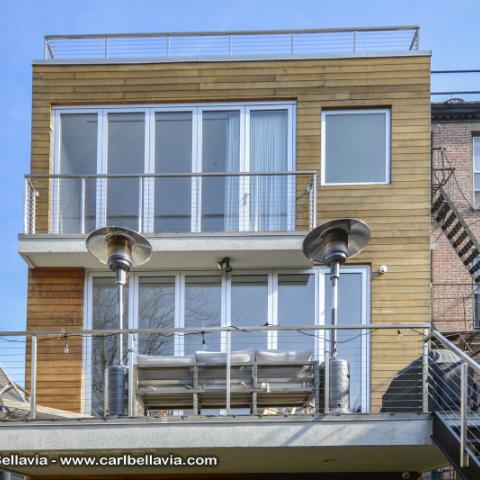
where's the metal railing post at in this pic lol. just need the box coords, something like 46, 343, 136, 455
422, 327, 429, 412
104, 36, 108, 59
290, 33, 294, 55
138, 176, 144, 233
128, 332, 135, 417
30, 335, 37, 419
80, 177, 86, 235
229, 35, 233, 56
24, 177, 29, 234
460, 361, 469, 467
226, 329, 231, 415
353, 30, 357, 52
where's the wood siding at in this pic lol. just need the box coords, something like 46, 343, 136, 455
25, 267, 84, 412
28, 55, 431, 412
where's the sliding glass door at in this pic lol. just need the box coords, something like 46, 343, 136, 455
85, 267, 369, 414
54, 103, 294, 234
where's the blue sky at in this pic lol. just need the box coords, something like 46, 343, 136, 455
0, 0, 479, 338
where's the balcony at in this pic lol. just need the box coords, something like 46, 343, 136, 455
41, 26, 421, 63
0, 323, 449, 475
20, 171, 316, 268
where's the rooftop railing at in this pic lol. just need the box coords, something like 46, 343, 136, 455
42, 26, 420, 61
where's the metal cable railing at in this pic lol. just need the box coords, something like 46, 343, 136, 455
430, 330, 480, 468
42, 26, 420, 61
24, 171, 317, 235
0, 323, 428, 420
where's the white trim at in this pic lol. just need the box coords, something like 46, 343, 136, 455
320, 108, 391, 186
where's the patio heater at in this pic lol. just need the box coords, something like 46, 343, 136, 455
303, 218, 370, 413
86, 226, 152, 416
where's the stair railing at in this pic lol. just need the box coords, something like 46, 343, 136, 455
430, 329, 480, 468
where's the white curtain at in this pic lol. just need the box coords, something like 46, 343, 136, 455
224, 113, 240, 231
250, 110, 288, 231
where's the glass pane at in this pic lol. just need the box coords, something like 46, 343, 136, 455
325, 111, 388, 184
107, 112, 145, 229
184, 276, 222, 354
474, 137, 480, 172
231, 275, 268, 350
201, 111, 240, 232
278, 274, 315, 353
325, 272, 363, 412
250, 110, 289, 231
91, 277, 128, 416
474, 173, 480, 190
58, 113, 97, 233
475, 191, 480, 209
138, 277, 175, 355
154, 112, 192, 232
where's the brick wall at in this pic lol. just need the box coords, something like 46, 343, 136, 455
431, 119, 480, 332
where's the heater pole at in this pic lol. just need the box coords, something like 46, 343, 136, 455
330, 260, 340, 359
116, 269, 127, 366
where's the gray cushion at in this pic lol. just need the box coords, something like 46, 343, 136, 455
196, 349, 254, 365
255, 349, 313, 365
137, 354, 194, 367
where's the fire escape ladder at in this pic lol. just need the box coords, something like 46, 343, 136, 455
432, 147, 480, 284
432, 187, 480, 283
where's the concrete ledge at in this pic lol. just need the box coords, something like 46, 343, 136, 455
0, 414, 447, 475
18, 233, 310, 269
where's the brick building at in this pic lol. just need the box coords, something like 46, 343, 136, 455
431, 100, 480, 333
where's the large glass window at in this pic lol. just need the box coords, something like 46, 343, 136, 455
154, 112, 193, 232
137, 277, 176, 355
202, 111, 240, 232
86, 267, 369, 413
325, 272, 364, 412
322, 109, 390, 185
57, 113, 97, 233
90, 277, 128, 416
231, 274, 269, 350
278, 273, 315, 352
184, 276, 222, 354
54, 103, 294, 234
106, 112, 145, 229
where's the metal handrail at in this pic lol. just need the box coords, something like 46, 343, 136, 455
43, 26, 420, 61
25, 170, 317, 179
44, 26, 421, 40
0, 322, 431, 338
431, 328, 480, 373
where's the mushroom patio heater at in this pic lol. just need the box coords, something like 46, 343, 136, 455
303, 218, 370, 413
86, 226, 152, 416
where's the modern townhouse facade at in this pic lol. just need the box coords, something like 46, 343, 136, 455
2, 26, 479, 480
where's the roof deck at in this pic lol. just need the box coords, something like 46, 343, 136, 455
41, 26, 421, 63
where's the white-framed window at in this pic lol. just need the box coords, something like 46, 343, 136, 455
51, 102, 296, 234
83, 266, 370, 415
473, 136, 480, 207
321, 108, 391, 185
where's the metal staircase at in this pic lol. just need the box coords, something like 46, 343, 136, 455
429, 330, 480, 480
432, 147, 480, 284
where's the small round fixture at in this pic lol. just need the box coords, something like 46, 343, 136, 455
216, 257, 233, 273
86, 226, 152, 273
302, 218, 371, 266
378, 265, 388, 274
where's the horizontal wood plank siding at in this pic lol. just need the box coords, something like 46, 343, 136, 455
29, 54, 431, 412
25, 268, 84, 412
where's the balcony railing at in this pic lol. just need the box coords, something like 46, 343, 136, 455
24, 171, 316, 235
1, 323, 430, 420
42, 26, 420, 61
